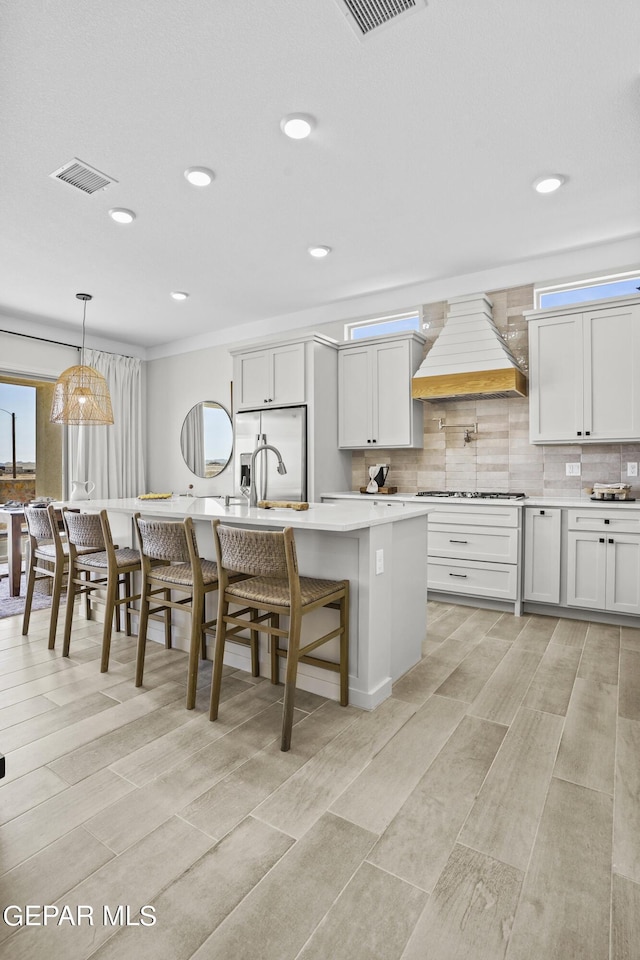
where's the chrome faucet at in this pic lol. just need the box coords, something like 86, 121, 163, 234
249, 444, 287, 507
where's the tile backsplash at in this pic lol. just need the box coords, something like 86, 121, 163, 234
351, 283, 640, 498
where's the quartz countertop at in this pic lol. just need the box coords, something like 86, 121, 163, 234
59, 496, 433, 533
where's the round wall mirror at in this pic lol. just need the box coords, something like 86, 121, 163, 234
180, 401, 233, 478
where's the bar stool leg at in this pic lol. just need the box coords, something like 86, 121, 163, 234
281, 610, 302, 752
62, 568, 79, 658
163, 589, 172, 648
135, 581, 151, 687
100, 570, 118, 673
186, 591, 204, 709
270, 612, 280, 684
210, 595, 229, 721
21, 550, 37, 637
249, 607, 260, 677
48, 562, 66, 651
124, 572, 132, 636
340, 585, 349, 706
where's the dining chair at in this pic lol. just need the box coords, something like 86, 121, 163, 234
134, 514, 258, 710
210, 520, 349, 751
22, 505, 74, 649
61, 508, 141, 671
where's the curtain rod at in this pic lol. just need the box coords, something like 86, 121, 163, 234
0, 326, 136, 359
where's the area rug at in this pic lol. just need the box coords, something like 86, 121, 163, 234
0, 564, 54, 619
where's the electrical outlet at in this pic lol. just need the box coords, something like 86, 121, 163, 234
566, 462, 581, 477
375, 548, 384, 575
627, 462, 638, 477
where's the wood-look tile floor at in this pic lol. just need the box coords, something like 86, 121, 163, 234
1, 601, 639, 959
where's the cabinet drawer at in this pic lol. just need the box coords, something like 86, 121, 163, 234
429, 524, 518, 563
567, 508, 640, 535
427, 505, 519, 528
428, 557, 518, 600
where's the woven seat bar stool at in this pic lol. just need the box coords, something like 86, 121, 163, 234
61, 509, 142, 671
134, 515, 258, 710
210, 520, 349, 752
22, 505, 85, 649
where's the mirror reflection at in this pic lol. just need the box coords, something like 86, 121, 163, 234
180, 401, 233, 478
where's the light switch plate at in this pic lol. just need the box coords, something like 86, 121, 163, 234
566, 462, 581, 476
627, 462, 638, 477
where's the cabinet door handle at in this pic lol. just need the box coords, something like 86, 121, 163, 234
609, 538, 614, 544
449, 572, 468, 578
599, 538, 605, 543
585, 431, 591, 436
367, 439, 371, 444
577, 431, 582, 436
372, 439, 377, 443
604, 518, 610, 524
449, 539, 468, 544
540, 510, 545, 515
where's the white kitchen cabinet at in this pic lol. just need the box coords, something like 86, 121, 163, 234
527, 296, 640, 443
232, 341, 305, 409
523, 507, 561, 604
427, 504, 521, 605
229, 334, 352, 500
566, 510, 640, 616
338, 331, 425, 449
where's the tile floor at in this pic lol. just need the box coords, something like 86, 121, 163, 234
0, 600, 639, 959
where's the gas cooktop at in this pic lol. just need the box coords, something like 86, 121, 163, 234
416, 491, 526, 500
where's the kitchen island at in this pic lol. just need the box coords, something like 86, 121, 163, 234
70, 497, 432, 709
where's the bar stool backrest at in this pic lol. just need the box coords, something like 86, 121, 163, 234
24, 506, 54, 543
62, 510, 105, 550
135, 517, 199, 564
214, 523, 297, 581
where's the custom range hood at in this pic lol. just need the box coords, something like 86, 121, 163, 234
412, 294, 527, 402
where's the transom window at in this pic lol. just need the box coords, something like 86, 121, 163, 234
535, 270, 640, 309
344, 309, 422, 340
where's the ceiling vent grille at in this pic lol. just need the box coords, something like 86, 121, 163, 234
334, 0, 426, 38
49, 158, 117, 194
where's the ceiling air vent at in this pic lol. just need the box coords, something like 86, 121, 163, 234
49, 158, 117, 195
333, 0, 427, 38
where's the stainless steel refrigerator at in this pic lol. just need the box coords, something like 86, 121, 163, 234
234, 406, 307, 502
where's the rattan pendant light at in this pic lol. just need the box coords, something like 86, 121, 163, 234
50, 293, 114, 425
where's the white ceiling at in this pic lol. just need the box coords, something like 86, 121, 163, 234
1, 0, 639, 352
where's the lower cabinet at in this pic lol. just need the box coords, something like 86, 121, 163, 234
428, 505, 520, 603
567, 530, 640, 616
523, 507, 561, 604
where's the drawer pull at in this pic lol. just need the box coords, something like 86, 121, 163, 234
540, 510, 545, 516
599, 538, 605, 543
608, 538, 614, 544
449, 573, 468, 578
604, 519, 610, 524
449, 539, 468, 544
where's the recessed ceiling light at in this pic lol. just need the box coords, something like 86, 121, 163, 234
308, 245, 331, 258
532, 175, 566, 194
170, 291, 189, 300
184, 167, 215, 187
280, 114, 315, 140
108, 207, 136, 223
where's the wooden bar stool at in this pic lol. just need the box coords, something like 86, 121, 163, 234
61, 509, 141, 671
210, 520, 349, 752
22, 505, 74, 649
134, 515, 258, 710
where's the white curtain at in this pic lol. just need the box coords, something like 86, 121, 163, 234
69, 350, 145, 499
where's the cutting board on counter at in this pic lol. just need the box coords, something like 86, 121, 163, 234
257, 500, 309, 511
359, 486, 398, 495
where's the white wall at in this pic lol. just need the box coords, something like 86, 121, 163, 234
145, 343, 235, 496
0, 331, 77, 380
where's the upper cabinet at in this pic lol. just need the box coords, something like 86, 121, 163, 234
526, 296, 640, 444
338, 331, 425, 449
232, 341, 306, 410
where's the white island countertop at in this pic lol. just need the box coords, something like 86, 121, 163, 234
66, 496, 433, 531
